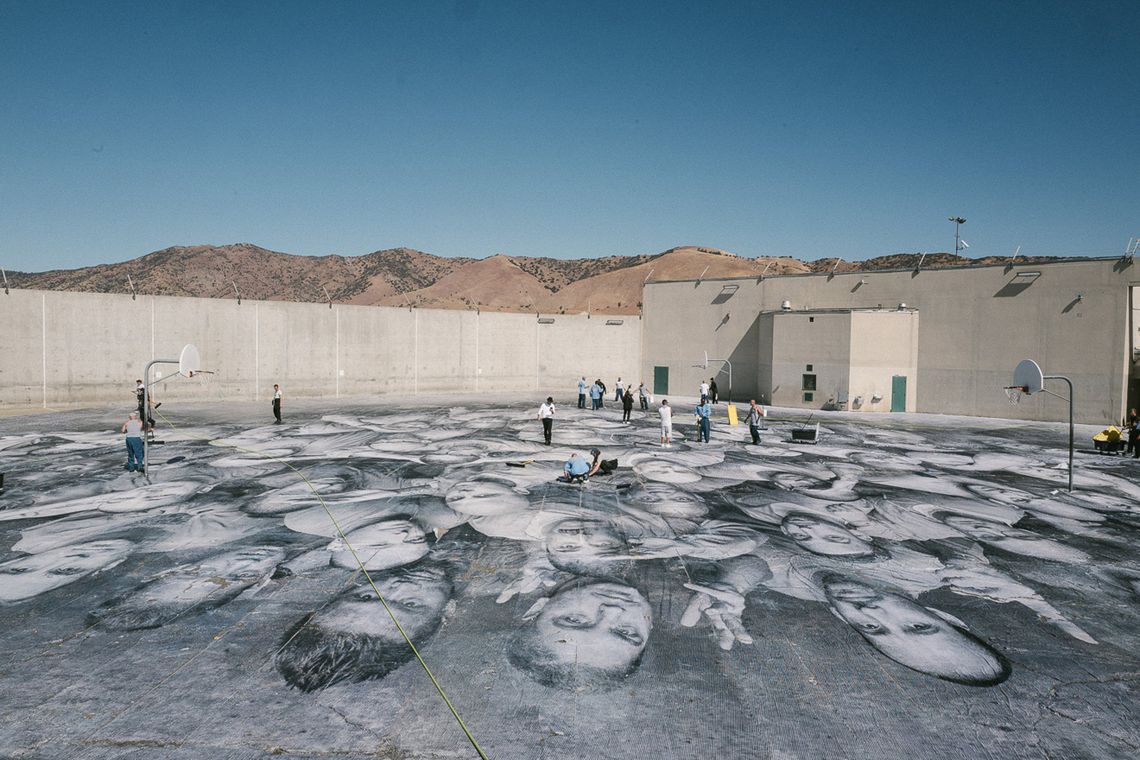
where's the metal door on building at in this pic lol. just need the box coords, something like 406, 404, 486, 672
653, 366, 669, 395
891, 375, 907, 412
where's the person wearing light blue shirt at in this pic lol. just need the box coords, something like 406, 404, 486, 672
589, 381, 602, 410
577, 377, 588, 409
695, 401, 712, 443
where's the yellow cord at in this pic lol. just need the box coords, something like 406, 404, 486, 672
151, 406, 490, 759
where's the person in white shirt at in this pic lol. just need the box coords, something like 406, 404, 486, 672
272, 384, 283, 424
699, 381, 710, 403
658, 400, 673, 447
537, 397, 556, 445
576, 377, 587, 409
614, 377, 625, 402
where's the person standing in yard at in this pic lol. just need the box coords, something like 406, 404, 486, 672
746, 399, 766, 445
614, 377, 625, 403
538, 397, 556, 445
709, 378, 719, 404
638, 382, 650, 411
695, 399, 712, 443
121, 411, 146, 473
590, 380, 603, 410
621, 389, 634, 423
577, 377, 588, 409
272, 384, 283, 424
699, 380, 710, 404
659, 400, 673, 447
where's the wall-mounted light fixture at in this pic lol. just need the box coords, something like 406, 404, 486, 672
720, 284, 739, 295
537, 317, 555, 324
1013, 271, 1041, 281
605, 319, 624, 326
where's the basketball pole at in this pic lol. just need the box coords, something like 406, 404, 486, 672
140, 355, 180, 481
1038, 375, 1075, 492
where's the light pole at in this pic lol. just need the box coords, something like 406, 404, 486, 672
948, 216, 967, 255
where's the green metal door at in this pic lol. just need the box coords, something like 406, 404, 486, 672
653, 366, 669, 395
891, 375, 907, 412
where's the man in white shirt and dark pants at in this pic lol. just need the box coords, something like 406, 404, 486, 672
538, 397, 556, 445
659, 400, 673, 447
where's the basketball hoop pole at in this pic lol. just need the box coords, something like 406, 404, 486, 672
1039, 374, 1075, 492
141, 356, 179, 481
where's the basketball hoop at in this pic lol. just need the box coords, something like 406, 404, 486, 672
1004, 385, 1027, 405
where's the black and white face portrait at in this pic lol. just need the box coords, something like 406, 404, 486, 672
91, 546, 285, 630
275, 564, 453, 692
822, 577, 1010, 686
780, 513, 874, 558
508, 579, 652, 691
0, 540, 133, 603
332, 518, 429, 571
445, 480, 528, 516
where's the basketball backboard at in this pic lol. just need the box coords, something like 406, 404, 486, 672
1013, 359, 1044, 394
179, 344, 201, 378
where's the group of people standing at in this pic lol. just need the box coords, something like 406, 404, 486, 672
576, 377, 652, 419
547, 375, 766, 449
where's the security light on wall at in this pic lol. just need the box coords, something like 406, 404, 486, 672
720, 285, 739, 294
605, 319, 624, 326
537, 317, 556, 324
1013, 271, 1041, 281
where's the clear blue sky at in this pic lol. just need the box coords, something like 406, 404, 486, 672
2, 1, 1137, 271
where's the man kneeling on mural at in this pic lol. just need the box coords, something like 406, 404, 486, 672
275, 562, 453, 692
90, 546, 286, 630
507, 578, 652, 691
559, 453, 591, 483
821, 576, 1011, 686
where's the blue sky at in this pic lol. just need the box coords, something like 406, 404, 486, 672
1, 1, 1137, 271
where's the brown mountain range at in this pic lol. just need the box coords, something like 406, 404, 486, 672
8, 244, 1071, 315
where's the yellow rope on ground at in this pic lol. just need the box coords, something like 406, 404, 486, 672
151, 406, 490, 759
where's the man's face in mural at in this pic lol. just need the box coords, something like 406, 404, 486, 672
822, 577, 1008, 685
781, 514, 873, 558
332, 519, 428, 571
772, 473, 828, 492
317, 566, 451, 640
624, 483, 707, 520
940, 514, 1089, 563
141, 546, 285, 605
635, 459, 701, 484
968, 483, 1034, 506
445, 481, 527, 516
0, 540, 133, 603
545, 518, 624, 557
532, 581, 652, 670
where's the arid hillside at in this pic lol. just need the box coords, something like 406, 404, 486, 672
9, 243, 1074, 315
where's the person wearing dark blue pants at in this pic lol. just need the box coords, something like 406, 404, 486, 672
695, 401, 712, 443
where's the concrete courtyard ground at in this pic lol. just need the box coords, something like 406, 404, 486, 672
0, 396, 1137, 759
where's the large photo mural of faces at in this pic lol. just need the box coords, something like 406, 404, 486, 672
1, 399, 1138, 758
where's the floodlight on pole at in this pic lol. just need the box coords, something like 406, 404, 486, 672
948, 216, 967, 255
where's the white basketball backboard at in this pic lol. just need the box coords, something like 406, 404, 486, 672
178, 344, 201, 378
1013, 359, 1044, 395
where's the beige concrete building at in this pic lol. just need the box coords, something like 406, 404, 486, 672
642, 257, 1138, 423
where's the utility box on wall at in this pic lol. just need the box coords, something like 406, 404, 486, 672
758, 308, 919, 412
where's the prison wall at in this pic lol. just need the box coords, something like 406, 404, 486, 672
642, 259, 1135, 423
0, 290, 643, 409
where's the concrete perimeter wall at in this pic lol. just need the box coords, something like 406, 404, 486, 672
0, 290, 642, 409
642, 259, 1136, 423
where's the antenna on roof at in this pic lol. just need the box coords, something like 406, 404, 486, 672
914, 252, 927, 273
322, 285, 333, 309
1005, 245, 1021, 272
127, 274, 137, 300
1124, 238, 1138, 261
1, 267, 9, 295
643, 268, 654, 283
759, 260, 773, 282
231, 280, 241, 306
696, 265, 710, 284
